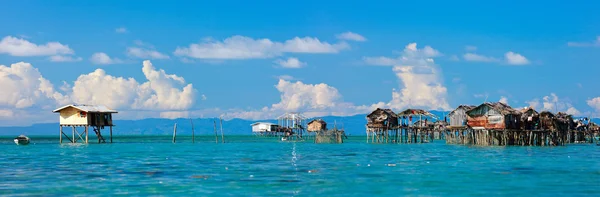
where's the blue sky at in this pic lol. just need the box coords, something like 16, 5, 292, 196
1, 0, 600, 125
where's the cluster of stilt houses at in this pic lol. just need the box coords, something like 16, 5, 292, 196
251, 112, 346, 143
366, 102, 599, 146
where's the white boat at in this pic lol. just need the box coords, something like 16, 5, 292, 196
281, 137, 288, 141
14, 135, 30, 145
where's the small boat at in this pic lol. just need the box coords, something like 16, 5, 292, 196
14, 135, 30, 145
281, 137, 288, 141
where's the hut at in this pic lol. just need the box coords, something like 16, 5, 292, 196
520, 107, 540, 130
366, 108, 398, 129
307, 119, 327, 132
466, 102, 521, 130
52, 104, 117, 144
366, 108, 398, 143
447, 105, 475, 127
539, 111, 556, 130
251, 122, 279, 135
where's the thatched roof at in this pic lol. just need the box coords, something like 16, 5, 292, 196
520, 107, 539, 116
539, 111, 555, 118
367, 108, 398, 118
397, 108, 435, 117
307, 119, 326, 125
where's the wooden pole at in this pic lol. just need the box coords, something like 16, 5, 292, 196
110, 126, 113, 143
59, 125, 63, 144
85, 126, 89, 144
190, 119, 195, 143
220, 117, 224, 143
172, 123, 177, 143
72, 126, 75, 143
213, 119, 218, 143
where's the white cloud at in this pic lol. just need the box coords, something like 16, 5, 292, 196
49, 55, 82, 62
71, 60, 196, 111
115, 27, 128, 33
277, 75, 295, 81
127, 47, 169, 59
504, 51, 529, 65
365, 43, 450, 111
0, 109, 13, 118
0, 36, 74, 57
586, 97, 600, 116
0, 62, 68, 109
174, 35, 349, 60
335, 32, 367, 42
363, 44, 440, 66
527, 93, 580, 115
90, 52, 124, 65
274, 57, 305, 68
567, 36, 600, 47
463, 53, 498, 62
499, 96, 508, 104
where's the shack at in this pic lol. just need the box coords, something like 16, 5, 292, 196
251, 122, 279, 135
366, 108, 398, 143
520, 107, 539, 130
447, 105, 475, 127
52, 104, 117, 144
307, 119, 327, 132
466, 102, 521, 130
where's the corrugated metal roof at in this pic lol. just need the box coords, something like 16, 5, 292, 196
250, 122, 276, 126
52, 104, 118, 113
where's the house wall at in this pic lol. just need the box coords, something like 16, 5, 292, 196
252, 124, 273, 132
89, 113, 113, 127
467, 105, 506, 129
307, 122, 325, 132
59, 107, 88, 125
449, 108, 468, 126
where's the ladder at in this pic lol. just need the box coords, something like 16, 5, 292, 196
93, 127, 106, 143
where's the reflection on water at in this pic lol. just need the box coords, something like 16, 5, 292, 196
0, 135, 598, 196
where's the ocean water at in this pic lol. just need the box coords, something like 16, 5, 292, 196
0, 135, 599, 196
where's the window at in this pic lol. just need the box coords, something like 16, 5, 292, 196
79, 111, 87, 118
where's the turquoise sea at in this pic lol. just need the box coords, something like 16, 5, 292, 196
1, 135, 599, 196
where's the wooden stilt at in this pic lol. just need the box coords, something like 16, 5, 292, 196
110, 126, 113, 143
72, 126, 75, 144
59, 126, 63, 144
172, 123, 178, 143
220, 117, 224, 143
190, 119, 195, 143
213, 119, 218, 143
85, 126, 89, 144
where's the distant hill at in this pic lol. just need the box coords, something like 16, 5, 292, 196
1, 110, 597, 136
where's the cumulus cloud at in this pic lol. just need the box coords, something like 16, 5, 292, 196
463, 53, 498, 62
527, 93, 580, 115
274, 57, 305, 68
227, 43, 451, 120
0, 62, 68, 109
173, 35, 349, 60
127, 47, 169, 59
365, 43, 450, 111
115, 27, 128, 33
49, 55, 82, 62
90, 52, 124, 65
504, 51, 529, 65
335, 32, 367, 42
586, 97, 600, 116
0, 36, 74, 57
567, 36, 600, 47
71, 60, 196, 110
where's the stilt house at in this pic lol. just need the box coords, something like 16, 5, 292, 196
466, 102, 521, 130
366, 108, 398, 129
53, 104, 117, 143
447, 105, 475, 127
307, 119, 327, 132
